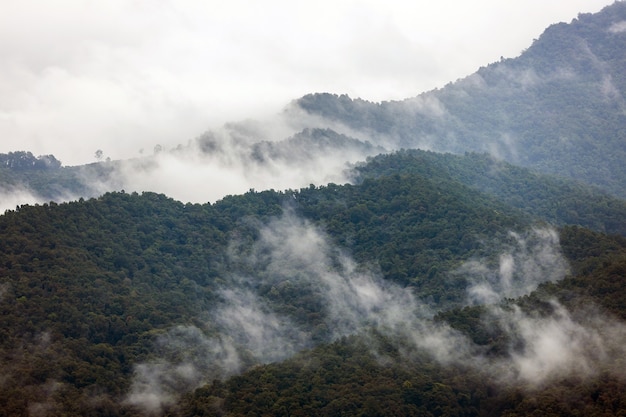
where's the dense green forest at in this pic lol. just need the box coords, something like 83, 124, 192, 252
180, 226, 626, 417
350, 149, 626, 236
1, 149, 626, 415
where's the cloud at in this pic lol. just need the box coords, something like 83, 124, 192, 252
125, 325, 242, 415
608, 20, 626, 33
216, 288, 309, 363
126, 211, 626, 412
0, 186, 45, 214
88, 121, 380, 204
487, 301, 626, 386
460, 227, 569, 305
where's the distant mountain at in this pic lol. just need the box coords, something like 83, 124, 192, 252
0, 127, 385, 207
3, 4, 626, 204
293, 2, 626, 198
248, 127, 385, 164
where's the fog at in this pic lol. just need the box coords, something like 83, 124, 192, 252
0, 113, 384, 211
0, 1, 613, 166
460, 227, 569, 305
126, 211, 626, 413
0, 1, 616, 211
0, 186, 42, 214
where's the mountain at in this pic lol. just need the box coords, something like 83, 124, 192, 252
2, 3, 626, 416
0, 126, 386, 209
1, 149, 626, 415
350, 149, 626, 236
184, 226, 626, 417
292, 1, 626, 198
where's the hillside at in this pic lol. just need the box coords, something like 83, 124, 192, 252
5, 3, 626, 208
350, 149, 626, 236
1, 151, 626, 414
3, 4, 626, 205
293, 1, 626, 198
177, 228, 626, 417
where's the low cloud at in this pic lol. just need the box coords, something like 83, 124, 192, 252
460, 227, 569, 305
0, 186, 44, 213
126, 212, 626, 413
125, 325, 241, 415
216, 288, 309, 363
608, 20, 626, 33
488, 301, 626, 386
97, 121, 381, 204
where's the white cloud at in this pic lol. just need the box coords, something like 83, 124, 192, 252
460, 227, 569, 305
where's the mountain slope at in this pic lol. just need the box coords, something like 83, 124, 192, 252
351, 149, 626, 236
180, 227, 626, 417
0, 127, 385, 208
293, 1, 626, 198
2, 149, 626, 414
3, 4, 626, 205
0, 164, 550, 415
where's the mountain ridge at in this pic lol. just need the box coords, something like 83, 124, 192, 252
293, 1, 626, 198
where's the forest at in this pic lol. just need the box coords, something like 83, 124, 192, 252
1, 149, 626, 415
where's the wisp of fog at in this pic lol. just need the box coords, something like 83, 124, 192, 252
126, 210, 626, 413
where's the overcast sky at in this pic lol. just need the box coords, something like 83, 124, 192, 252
0, 0, 615, 165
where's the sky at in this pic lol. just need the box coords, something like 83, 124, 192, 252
0, 0, 616, 166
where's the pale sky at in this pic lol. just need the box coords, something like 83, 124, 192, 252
0, 0, 616, 165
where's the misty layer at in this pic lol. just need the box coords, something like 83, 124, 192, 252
125, 326, 242, 414
0, 186, 42, 213
461, 227, 569, 305
485, 301, 626, 386
127, 211, 626, 412
69, 122, 382, 205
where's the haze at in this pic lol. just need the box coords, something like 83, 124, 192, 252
0, 0, 614, 166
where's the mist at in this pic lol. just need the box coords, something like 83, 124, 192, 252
0, 186, 42, 214
461, 227, 569, 305
63, 116, 384, 205
126, 211, 626, 413
487, 301, 626, 385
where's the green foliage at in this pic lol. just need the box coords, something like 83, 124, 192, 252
1, 139, 626, 414
2, 4, 626, 415
293, 172, 527, 307
352, 149, 626, 236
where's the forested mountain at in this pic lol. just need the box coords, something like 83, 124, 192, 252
293, 1, 626, 198
2, 3, 626, 416
1, 149, 626, 415
351, 149, 626, 236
